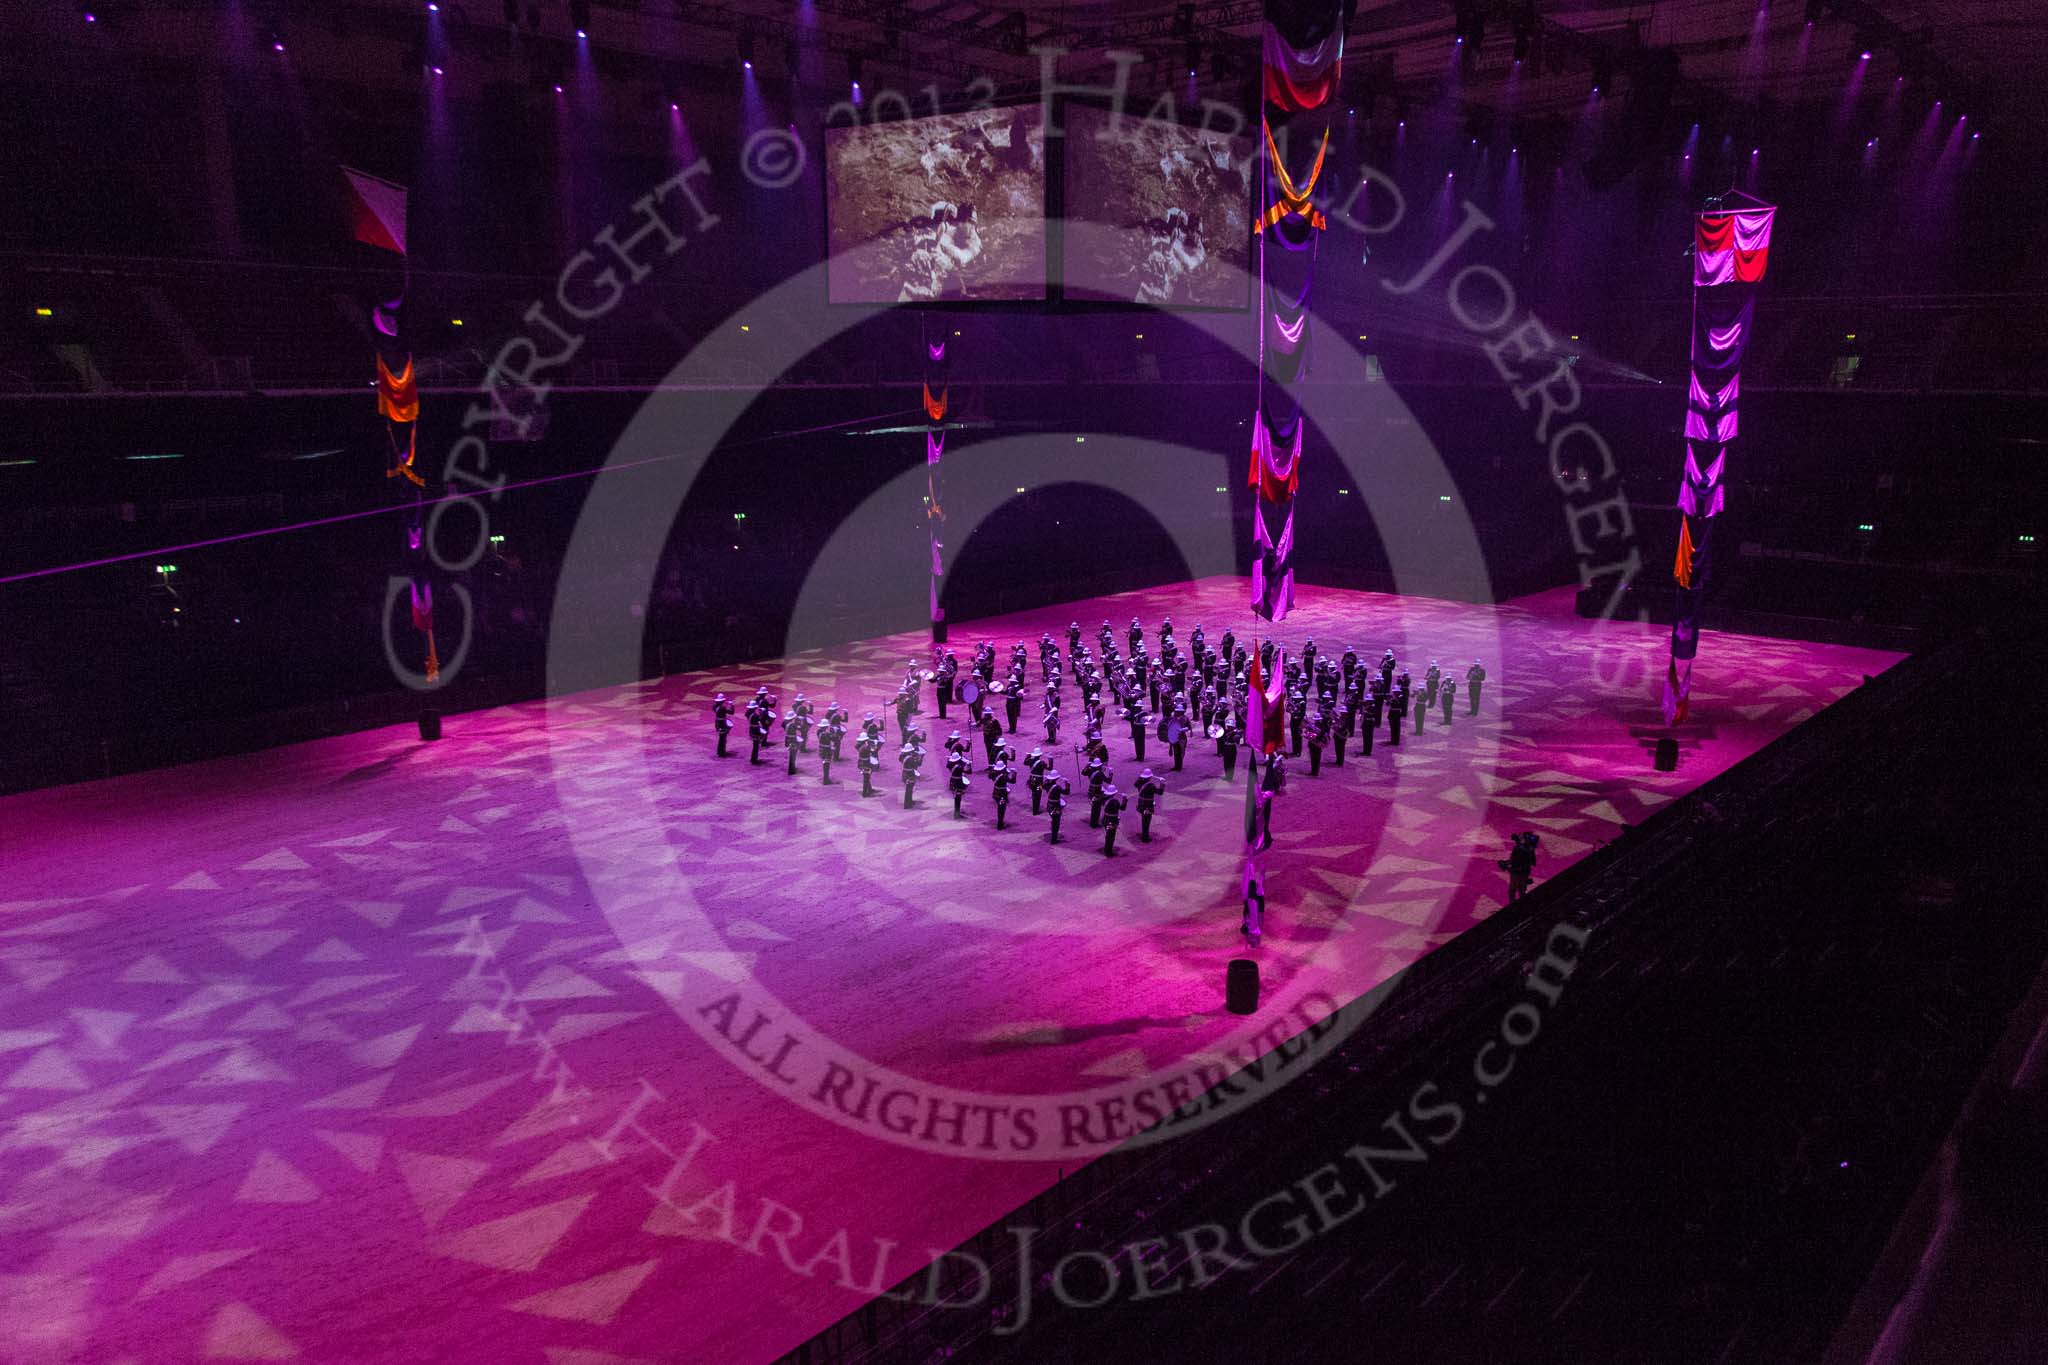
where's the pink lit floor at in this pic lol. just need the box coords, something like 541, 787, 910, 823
0, 580, 1900, 1363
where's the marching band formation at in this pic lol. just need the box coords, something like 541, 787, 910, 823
709, 617, 1489, 880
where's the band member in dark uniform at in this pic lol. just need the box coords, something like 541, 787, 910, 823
900, 742, 925, 808
979, 709, 1005, 769
946, 749, 972, 818
1287, 686, 1308, 757
1467, 659, 1487, 715
1358, 688, 1379, 758
1099, 781, 1128, 857
784, 709, 805, 775
1025, 746, 1051, 813
1410, 670, 1427, 736
1044, 768, 1071, 843
1379, 648, 1396, 691
1440, 674, 1456, 728
856, 730, 882, 797
1500, 831, 1540, 901
1003, 682, 1023, 735
1387, 682, 1406, 746
747, 692, 774, 765
990, 758, 1017, 829
818, 712, 845, 783
1305, 706, 1329, 777
1044, 696, 1062, 745
893, 686, 916, 742
935, 649, 958, 718
1134, 769, 1166, 842
1124, 693, 1148, 763
712, 692, 734, 757
1166, 706, 1191, 773
1128, 617, 1144, 654
1087, 756, 1112, 827
791, 693, 815, 749
1424, 660, 1442, 713
1332, 696, 1355, 767
1218, 716, 1242, 780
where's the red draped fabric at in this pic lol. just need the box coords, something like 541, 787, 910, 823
1261, 26, 1343, 113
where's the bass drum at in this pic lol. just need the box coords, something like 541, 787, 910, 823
1166, 718, 1189, 746
957, 678, 982, 707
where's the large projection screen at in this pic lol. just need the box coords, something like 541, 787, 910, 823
1061, 105, 1254, 309
824, 105, 1048, 304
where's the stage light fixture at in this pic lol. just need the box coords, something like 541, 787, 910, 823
34, 306, 52, 317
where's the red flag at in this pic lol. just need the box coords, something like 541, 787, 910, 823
342, 167, 408, 255
1248, 643, 1287, 755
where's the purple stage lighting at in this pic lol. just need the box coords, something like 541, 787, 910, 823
1859, 50, 1871, 60
431, 65, 443, 75
84, 10, 95, 20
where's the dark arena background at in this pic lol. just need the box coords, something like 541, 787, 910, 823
3, 3, 2047, 1363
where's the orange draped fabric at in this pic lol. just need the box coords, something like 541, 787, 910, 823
376, 354, 418, 424
1256, 126, 1330, 233
1674, 516, 1696, 589
922, 381, 948, 423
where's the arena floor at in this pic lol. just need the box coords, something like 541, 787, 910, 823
0, 578, 1901, 1362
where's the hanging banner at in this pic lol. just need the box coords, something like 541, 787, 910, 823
1665, 196, 1775, 725
1251, 1, 1344, 626
924, 330, 949, 638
